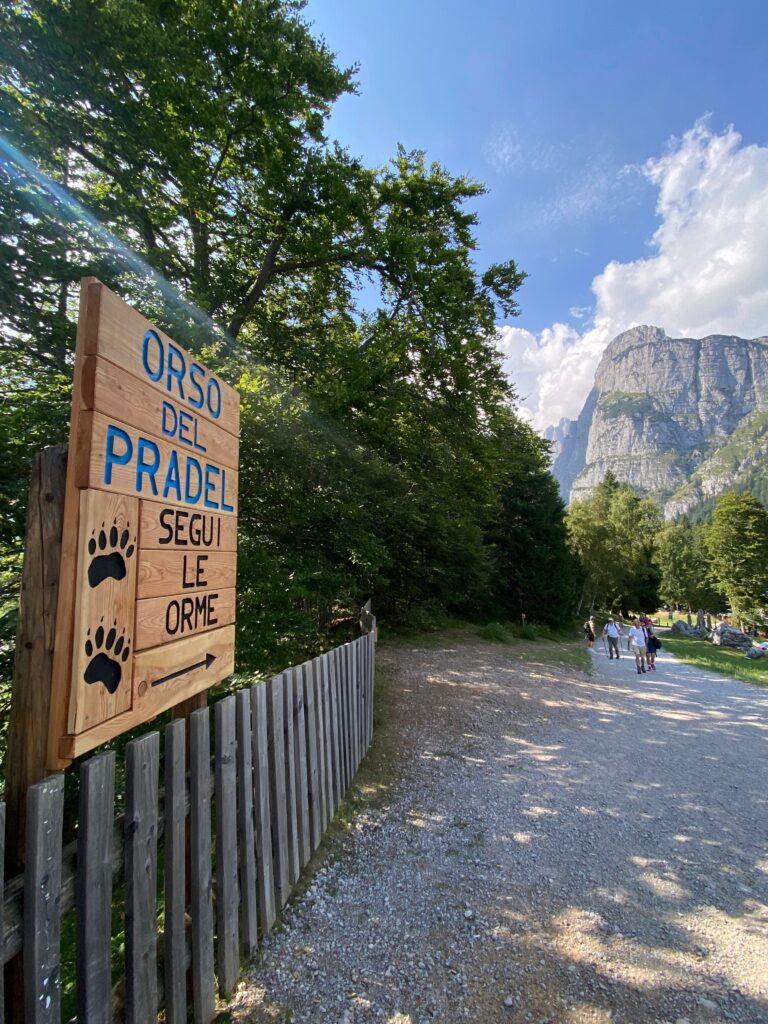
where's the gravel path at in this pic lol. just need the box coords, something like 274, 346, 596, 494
227, 634, 768, 1024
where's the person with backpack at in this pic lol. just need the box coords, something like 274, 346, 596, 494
583, 616, 596, 648
628, 618, 648, 674
645, 624, 660, 670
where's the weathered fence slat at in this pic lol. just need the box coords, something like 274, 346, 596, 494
77, 751, 115, 1024
125, 733, 160, 1024
251, 683, 276, 932
342, 645, 353, 790
235, 689, 258, 958
304, 662, 321, 851
23, 774, 63, 1024
190, 708, 215, 1024
267, 674, 290, 908
164, 719, 187, 1024
329, 649, 342, 807
282, 670, 300, 885
351, 641, 360, 771
215, 696, 240, 997
316, 656, 331, 831
293, 669, 310, 869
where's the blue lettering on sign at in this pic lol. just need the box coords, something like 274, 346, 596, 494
136, 438, 160, 495
140, 333, 225, 420
188, 363, 205, 409
220, 469, 234, 512
161, 401, 177, 438
142, 330, 164, 382
185, 458, 203, 504
103, 424, 232, 511
164, 450, 182, 500
104, 425, 133, 483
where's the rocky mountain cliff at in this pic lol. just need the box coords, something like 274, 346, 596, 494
551, 326, 768, 517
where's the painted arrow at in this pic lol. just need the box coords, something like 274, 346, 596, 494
151, 652, 217, 688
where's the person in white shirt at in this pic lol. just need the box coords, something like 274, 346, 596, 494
603, 617, 622, 659
628, 618, 648, 674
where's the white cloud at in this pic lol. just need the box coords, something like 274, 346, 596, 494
569, 305, 591, 320
499, 119, 768, 430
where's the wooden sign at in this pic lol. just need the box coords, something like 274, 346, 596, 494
48, 280, 240, 768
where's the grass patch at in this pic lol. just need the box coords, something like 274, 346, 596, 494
663, 634, 768, 688
477, 621, 514, 643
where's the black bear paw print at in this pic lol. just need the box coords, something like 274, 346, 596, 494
87, 519, 135, 588
83, 619, 131, 694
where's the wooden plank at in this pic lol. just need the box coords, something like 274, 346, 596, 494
282, 670, 300, 886
136, 549, 236, 600
75, 410, 239, 516
84, 280, 240, 436
164, 719, 187, 1024
135, 586, 235, 649
215, 697, 239, 998
320, 654, 334, 825
311, 657, 328, 835
251, 684, 276, 934
125, 733, 159, 1024
23, 775, 64, 1024
82, 355, 240, 468
190, 708, 215, 1023
76, 751, 115, 1024
59, 625, 235, 760
328, 649, 342, 810
369, 623, 376, 747
293, 668, 310, 869
266, 675, 289, 908
236, 690, 258, 959
139, 500, 238, 550
68, 489, 138, 734
338, 646, 350, 793
350, 642, 360, 772
303, 662, 322, 851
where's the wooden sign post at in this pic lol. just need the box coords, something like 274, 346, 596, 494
47, 279, 240, 769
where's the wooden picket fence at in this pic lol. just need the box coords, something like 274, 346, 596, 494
0, 620, 376, 1023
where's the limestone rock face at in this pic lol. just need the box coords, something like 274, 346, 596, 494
552, 326, 768, 515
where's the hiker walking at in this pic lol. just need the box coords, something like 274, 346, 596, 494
628, 618, 648, 674
583, 616, 596, 648
603, 617, 622, 659
645, 624, 659, 670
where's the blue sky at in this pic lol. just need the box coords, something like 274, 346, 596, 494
305, 0, 768, 426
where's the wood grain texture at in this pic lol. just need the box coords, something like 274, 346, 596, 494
251, 684, 276, 934
282, 670, 300, 886
236, 690, 258, 959
125, 733, 159, 1024
69, 489, 138, 734
134, 586, 235, 649
164, 719, 187, 1024
75, 410, 239, 516
215, 697, 240, 997
84, 281, 240, 436
266, 675, 289, 908
6, 445, 67, 846
139, 500, 237, 551
58, 625, 235, 760
23, 775, 64, 1024
293, 669, 310, 869
190, 708, 215, 1023
136, 548, 236, 600
82, 355, 239, 468
76, 752, 115, 1024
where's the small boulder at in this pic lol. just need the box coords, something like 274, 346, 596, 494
745, 645, 767, 659
711, 623, 754, 651
670, 620, 708, 638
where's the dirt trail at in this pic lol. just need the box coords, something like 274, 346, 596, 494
228, 634, 768, 1024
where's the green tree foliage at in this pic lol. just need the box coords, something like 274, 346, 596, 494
567, 474, 662, 613
704, 491, 768, 625
0, 0, 568, 679
656, 519, 722, 610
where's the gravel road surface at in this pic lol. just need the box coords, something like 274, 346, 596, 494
228, 635, 768, 1024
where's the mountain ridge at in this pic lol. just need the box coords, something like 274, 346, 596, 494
550, 325, 768, 516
